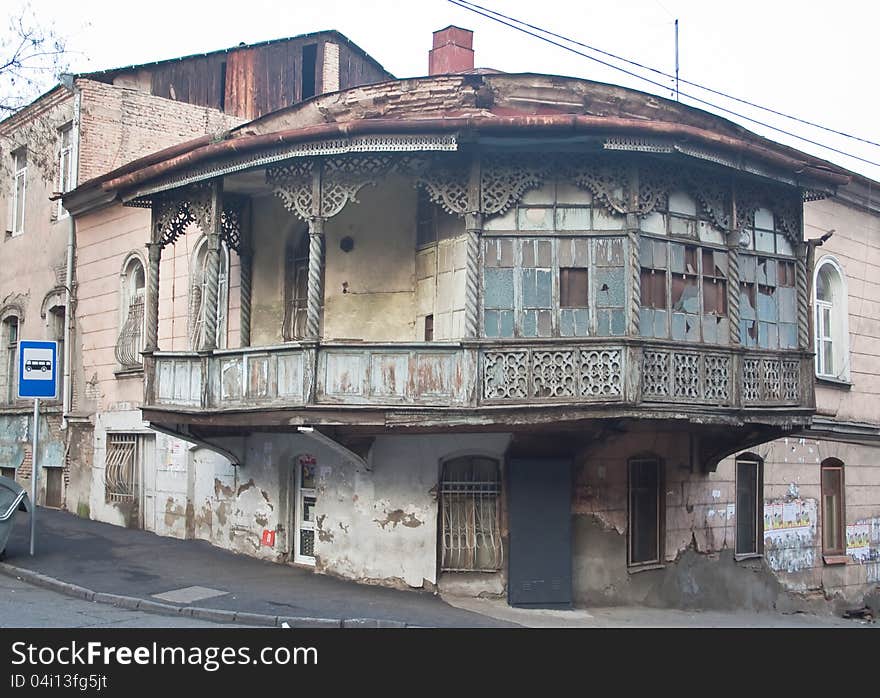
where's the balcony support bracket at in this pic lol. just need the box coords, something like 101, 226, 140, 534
146, 421, 243, 467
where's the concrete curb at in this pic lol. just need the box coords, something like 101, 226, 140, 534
0, 562, 413, 628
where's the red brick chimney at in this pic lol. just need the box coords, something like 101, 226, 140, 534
429, 26, 474, 75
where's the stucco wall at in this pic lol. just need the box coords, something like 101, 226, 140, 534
313, 433, 511, 588
805, 197, 880, 424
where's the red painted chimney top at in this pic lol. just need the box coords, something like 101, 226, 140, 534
429, 26, 475, 75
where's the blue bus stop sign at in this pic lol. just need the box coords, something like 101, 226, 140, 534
18, 340, 58, 399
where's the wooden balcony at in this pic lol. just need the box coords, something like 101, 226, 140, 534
144, 339, 812, 422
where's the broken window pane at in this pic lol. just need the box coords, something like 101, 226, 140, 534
702, 278, 727, 315
595, 267, 625, 308
671, 274, 699, 313
640, 268, 666, 309
560, 268, 588, 308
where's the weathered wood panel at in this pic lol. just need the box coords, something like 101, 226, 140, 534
277, 352, 304, 399
317, 346, 468, 406
369, 353, 409, 398
156, 356, 202, 407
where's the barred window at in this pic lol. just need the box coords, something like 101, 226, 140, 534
440, 457, 502, 572
116, 255, 145, 369
105, 434, 138, 503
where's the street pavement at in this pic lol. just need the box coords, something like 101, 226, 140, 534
1, 507, 508, 628
0, 575, 249, 628
0, 507, 875, 628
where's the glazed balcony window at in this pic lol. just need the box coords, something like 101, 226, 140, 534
481, 179, 627, 339
739, 208, 797, 350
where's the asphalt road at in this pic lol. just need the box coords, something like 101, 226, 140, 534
0, 576, 253, 628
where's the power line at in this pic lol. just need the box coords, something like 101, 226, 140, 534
448, 0, 880, 167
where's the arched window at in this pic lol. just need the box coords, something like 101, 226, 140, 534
188, 237, 229, 350
1, 313, 20, 403
821, 458, 845, 558
735, 453, 764, 556
116, 254, 146, 369
439, 456, 502, 572
814, 258, 849, 380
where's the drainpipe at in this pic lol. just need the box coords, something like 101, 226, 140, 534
61, 215, 74, 428
61, 83, 81, 429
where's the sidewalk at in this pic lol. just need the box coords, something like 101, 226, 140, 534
0, 507, 511, 628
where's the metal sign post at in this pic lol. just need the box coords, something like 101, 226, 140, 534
17, 340, 58, 557
30, 398, 39, 556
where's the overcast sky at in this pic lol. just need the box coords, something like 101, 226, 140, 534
22, 0, 880, 181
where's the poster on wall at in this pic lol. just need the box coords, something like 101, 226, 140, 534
763, 500, 815, 546
846, 524, 871, 562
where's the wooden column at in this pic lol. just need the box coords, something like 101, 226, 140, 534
727, 181, 742, 345
144, 241, 162, 353
626, 164, 641, 337
201, 181, 223, 352
464, 155, 482, 339
239, 249, 253, 348
238, 203, 253, 348
305, 217, 325, 340
796, 241, 810, 350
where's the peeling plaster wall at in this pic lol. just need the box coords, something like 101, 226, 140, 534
313, 433, 511, 588
188, 435, 285, 562
0, 413, 67, 508
719, 436, 880, 606
572, 430, 788, 609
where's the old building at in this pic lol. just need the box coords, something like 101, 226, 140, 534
59, 25, 880, 613
0, 33, 391, 522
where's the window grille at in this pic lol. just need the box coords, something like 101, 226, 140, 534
105, 434, 137, 502
440, 457, 502, 572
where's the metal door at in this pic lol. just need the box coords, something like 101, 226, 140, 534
507, 458, 572, 607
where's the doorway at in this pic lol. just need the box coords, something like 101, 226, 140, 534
292, 454, 317, 565
507, 458, 572, 607
44, 466, 63, 508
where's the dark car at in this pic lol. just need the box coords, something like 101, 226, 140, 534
0, 475, 30, 558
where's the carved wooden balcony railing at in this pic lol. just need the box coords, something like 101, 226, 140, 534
146, 339, 811, 416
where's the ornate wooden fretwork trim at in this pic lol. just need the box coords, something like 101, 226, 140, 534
604, 136, 674, 153
735, 180, 802, 242
267, 154, 400, 221
566, 158, 630, 215
415, 154, 470, 215
480, 153, 549, 216
266, 160, 313, 220
152, 184, 246, 249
